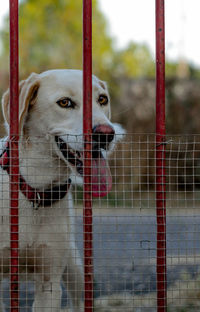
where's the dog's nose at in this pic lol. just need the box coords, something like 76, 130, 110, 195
92, 124, 115, 149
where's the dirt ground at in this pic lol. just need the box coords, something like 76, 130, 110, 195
1, 211, 200, 311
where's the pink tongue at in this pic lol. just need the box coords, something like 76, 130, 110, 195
91, 156, 112, 197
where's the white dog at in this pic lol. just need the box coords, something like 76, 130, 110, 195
0, 69, 124, 311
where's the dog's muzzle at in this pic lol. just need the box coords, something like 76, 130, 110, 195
55, 124, 115, 198
92, 124, 115, 150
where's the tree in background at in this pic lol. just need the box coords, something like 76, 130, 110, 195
0, 0, 158, 83
111, 42, 155, 78
0, 0, 113, 79
0, 0, 198, 84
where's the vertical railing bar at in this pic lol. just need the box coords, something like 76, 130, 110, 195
9, 1, 19, 311
156, 0, 167, 312
83, 1, 93, 312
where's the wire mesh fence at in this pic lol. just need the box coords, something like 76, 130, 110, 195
0, 133, 200, 311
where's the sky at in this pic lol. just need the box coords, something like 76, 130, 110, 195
0, 0, 199, 66
99, 0, 200, 66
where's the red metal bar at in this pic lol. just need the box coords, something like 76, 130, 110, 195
83, 1, 93, 311
156, 1, 167, 311
9, 1, 19, 311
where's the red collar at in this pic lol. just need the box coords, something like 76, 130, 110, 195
0, 142, 71, 209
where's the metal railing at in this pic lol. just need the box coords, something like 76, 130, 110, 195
8, 1, 167, 311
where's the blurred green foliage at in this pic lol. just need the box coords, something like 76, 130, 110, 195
0, 0, 155, 81
0, 0, 200, 84
1, 0, 200, 90
0, 0, 113, 79
111, 42, 155, 78
0, 0, 200, 110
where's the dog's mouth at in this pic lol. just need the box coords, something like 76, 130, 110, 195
55, 136, 112, 197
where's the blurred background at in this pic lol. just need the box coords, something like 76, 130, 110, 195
0, 0, 200, 136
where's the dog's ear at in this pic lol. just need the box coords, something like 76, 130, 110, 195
2, 73, 40, 134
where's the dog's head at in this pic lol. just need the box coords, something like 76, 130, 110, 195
2, 69, 125, 197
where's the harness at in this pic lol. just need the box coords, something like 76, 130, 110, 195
0, 142, 71, 209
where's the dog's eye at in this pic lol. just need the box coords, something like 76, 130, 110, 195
56, 98, 76, 109
98, 95, 108, 106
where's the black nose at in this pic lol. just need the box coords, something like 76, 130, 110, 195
92, 124, 115, 149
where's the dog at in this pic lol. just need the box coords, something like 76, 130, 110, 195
0, 69, 124, 311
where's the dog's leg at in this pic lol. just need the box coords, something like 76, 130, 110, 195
32, 279, 62, 312
62, 249, 83, 312
31, 245, 64, 312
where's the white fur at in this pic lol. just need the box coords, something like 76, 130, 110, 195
0, 69, 124, 312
